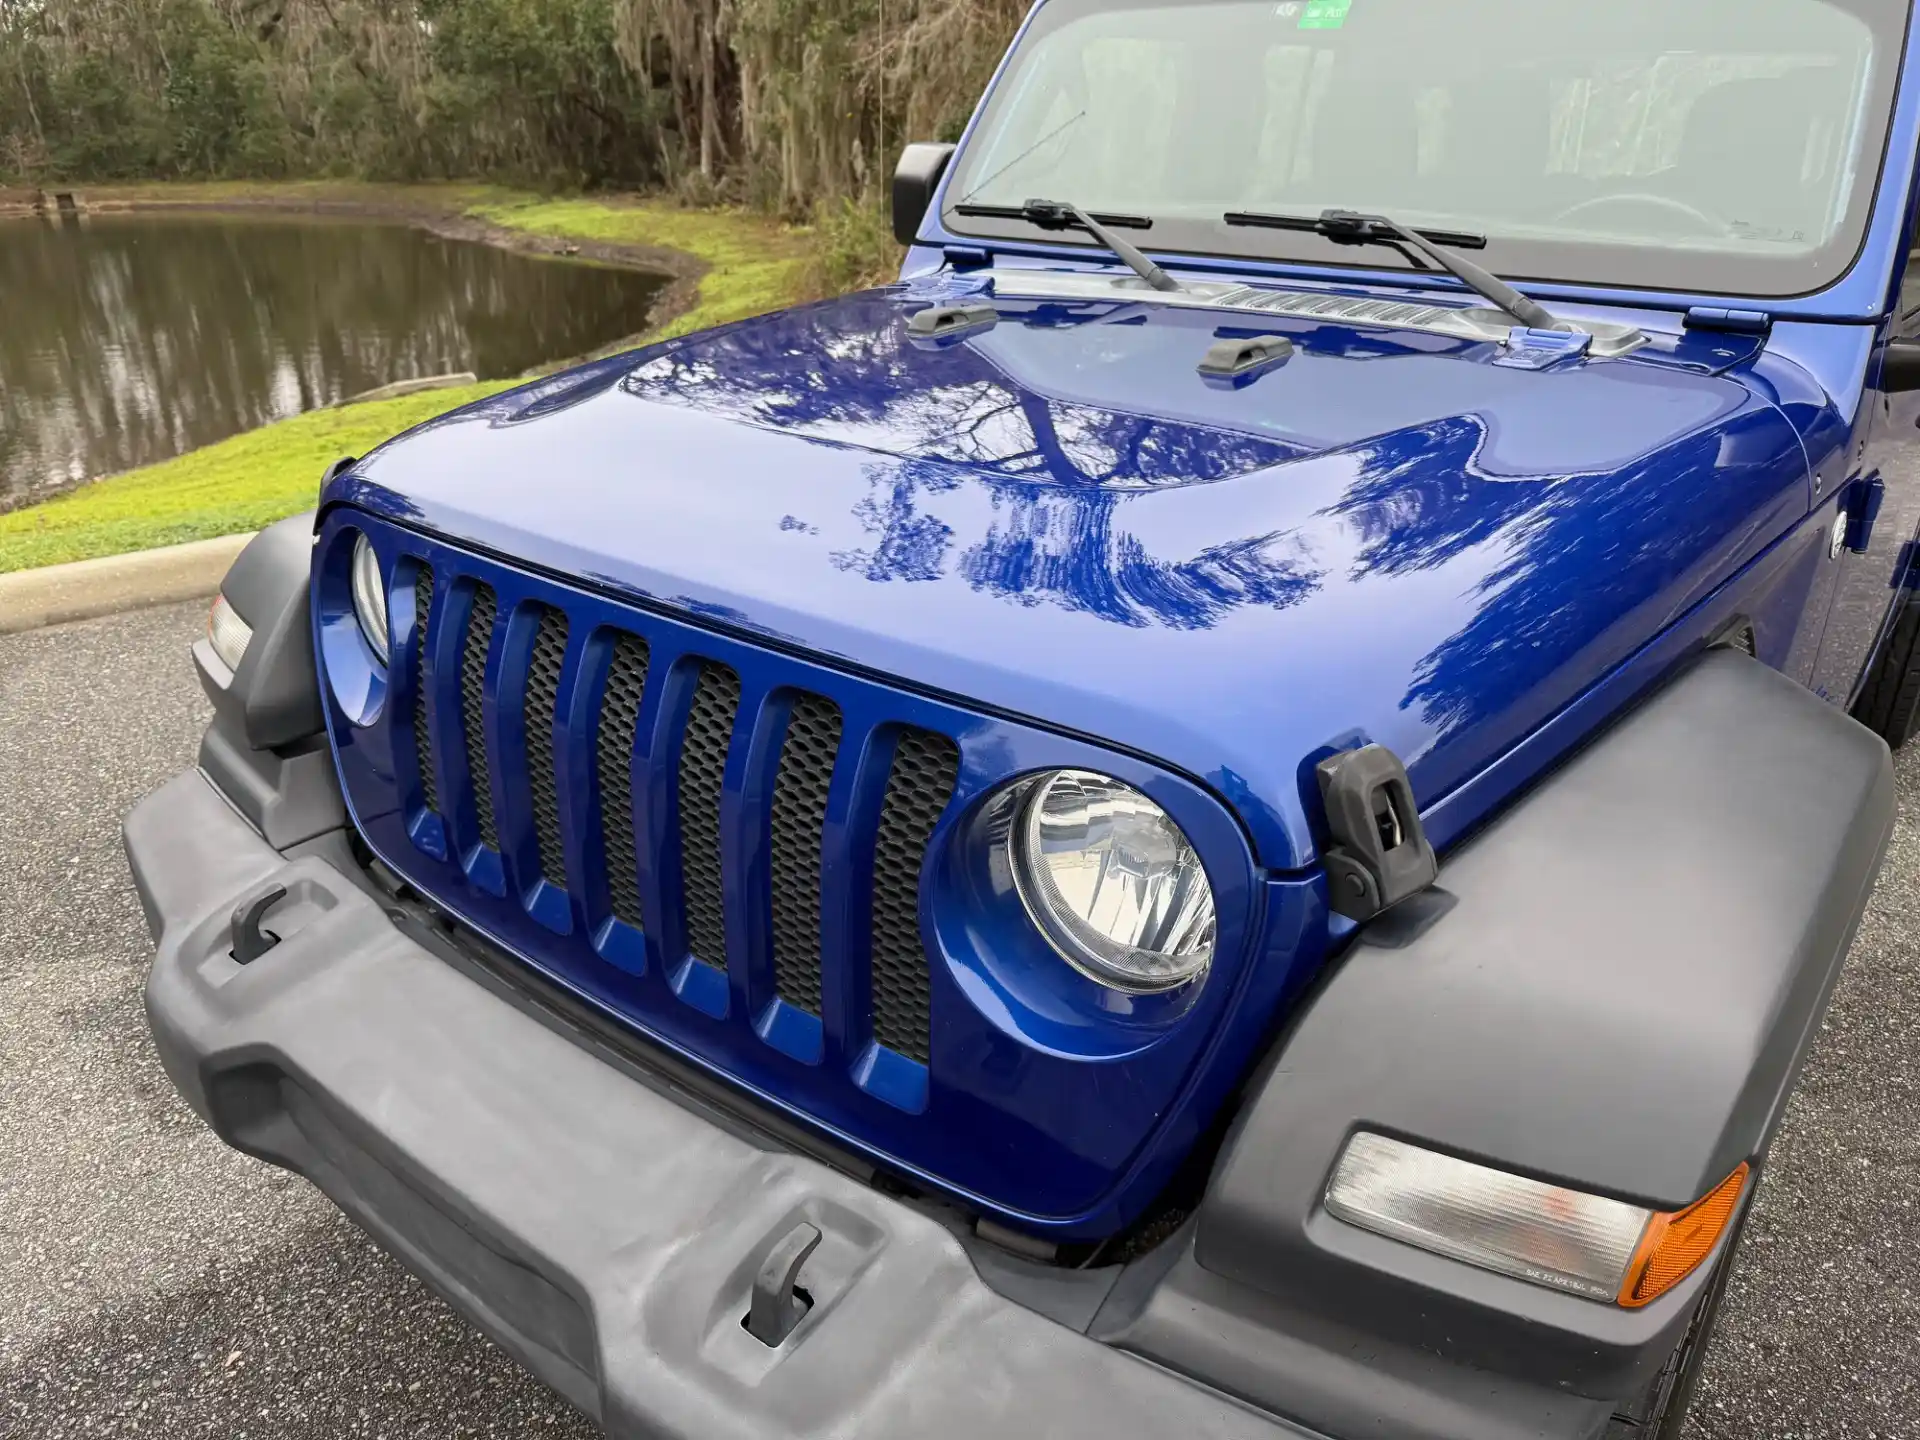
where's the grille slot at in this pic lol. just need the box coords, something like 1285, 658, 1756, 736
525, 608, 571, 890
868, 729, 961, 1064
769, 693, 843, 1014
412, 566, 439, 815
678, 663, 741, 970
596, 634, 651, 930
461, 586, 499, 849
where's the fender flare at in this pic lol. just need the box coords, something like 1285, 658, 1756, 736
1106, 650, 1895, 1437
193, 509, 344, 849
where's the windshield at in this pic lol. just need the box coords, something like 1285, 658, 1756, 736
944, 0, 1906, 298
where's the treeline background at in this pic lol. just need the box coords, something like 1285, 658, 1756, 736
0, 0, 1025, 210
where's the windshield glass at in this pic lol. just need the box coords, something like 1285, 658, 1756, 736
944, 0, 1906, 298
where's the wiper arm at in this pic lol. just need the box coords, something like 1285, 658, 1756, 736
1225, 208, 1562, 332
955, 199, 1182, 292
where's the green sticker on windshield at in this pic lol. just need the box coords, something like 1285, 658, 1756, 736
1297, 0, 1351, 27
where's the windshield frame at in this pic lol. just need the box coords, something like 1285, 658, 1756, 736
937, 0, 1916, 305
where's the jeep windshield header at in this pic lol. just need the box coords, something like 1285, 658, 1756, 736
944, 0, 1906, 300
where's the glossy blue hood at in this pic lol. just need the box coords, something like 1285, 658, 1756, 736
336, 282, 1816, 869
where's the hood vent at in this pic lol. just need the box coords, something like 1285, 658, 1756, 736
1211, 287, 1457, 330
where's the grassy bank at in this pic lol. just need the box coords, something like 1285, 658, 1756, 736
469, 196, 817, 338
0, 185, 814, 573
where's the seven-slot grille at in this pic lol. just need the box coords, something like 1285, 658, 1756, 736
404, 566, 961, 1070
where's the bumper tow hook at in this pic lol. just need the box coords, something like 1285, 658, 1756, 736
745, 1221, 822, 1346
230, 883, 287, 964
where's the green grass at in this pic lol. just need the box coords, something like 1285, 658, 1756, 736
467, 195, 810, 338
0, 383, 509, 573
0, 188, 812, 573
72, 179, 505, 210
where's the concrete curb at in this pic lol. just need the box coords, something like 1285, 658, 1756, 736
0, 533, 255, 636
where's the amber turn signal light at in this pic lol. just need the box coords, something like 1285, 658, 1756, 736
1324, 1136, 1752, 1307
1617, 1163, 1749, 1308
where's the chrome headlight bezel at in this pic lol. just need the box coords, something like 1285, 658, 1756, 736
1007, 768, 1218, 995
349, 531, 391, 667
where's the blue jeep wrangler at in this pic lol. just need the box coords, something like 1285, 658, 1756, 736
127, 1, 1916, 1436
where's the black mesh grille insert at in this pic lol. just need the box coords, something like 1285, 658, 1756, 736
769, 693, 842, 1014
460, 585, 499, 849
525, 608, 570, 890
386, 548, 980, 1081
596, 634, 651, 930
412, 566, 439, 816
869, 729, 960, 1063
677, 663, 740, 970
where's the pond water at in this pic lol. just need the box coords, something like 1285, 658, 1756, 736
0, 212, 669, 510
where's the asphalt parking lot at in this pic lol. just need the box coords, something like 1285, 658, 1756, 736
2, 599, 1917, 1439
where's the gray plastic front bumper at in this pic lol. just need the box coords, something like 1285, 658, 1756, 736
127, 768, 1305, 1440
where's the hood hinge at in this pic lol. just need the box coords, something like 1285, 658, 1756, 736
1683, 306, 1772, 336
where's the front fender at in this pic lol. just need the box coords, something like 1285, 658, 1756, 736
1102, 648, 1894, 1439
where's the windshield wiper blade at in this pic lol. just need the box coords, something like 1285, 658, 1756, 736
1225, 209, 1490, 250
1224, 208, 1562, 332
955, 199, 1182, 292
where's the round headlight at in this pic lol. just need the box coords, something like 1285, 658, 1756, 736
1010, 770, 1216, 993
349, 533, 390, 666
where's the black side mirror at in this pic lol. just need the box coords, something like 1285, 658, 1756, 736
892, 143, 957, 246
1884, 341, 1920, 393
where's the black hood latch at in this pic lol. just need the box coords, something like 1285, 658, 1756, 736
1316, 745, 1439, 923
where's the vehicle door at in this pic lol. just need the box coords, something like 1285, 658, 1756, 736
1808, 227, 1920, 705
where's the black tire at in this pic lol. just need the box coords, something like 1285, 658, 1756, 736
1603, 1203, 1751, 1440
1854, 592, 1920, 750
